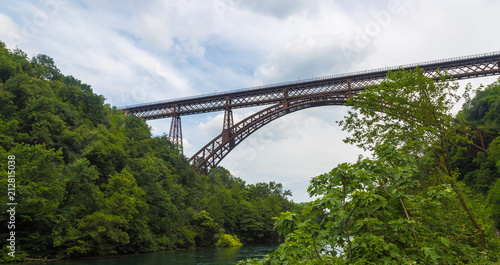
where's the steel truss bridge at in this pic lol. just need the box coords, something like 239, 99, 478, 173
121, 51, 500, 173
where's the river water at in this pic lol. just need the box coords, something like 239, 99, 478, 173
24, 244, 278, 265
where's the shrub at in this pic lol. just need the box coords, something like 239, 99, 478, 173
215, 234, 243, 247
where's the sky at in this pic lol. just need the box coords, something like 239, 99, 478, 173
1, 0, 499, 202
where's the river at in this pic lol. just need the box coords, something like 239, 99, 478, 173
20, 244, 278, 265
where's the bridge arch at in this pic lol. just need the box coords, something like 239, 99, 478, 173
189, 91, 496, 174
189, 92, 351, 173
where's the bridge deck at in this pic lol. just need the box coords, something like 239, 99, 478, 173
120, 51, 500, 120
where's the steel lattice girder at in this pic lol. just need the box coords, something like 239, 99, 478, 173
120, 52, 500, 120
458, 126, 496, 157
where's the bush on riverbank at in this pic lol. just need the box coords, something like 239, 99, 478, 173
215, 234, 243, 247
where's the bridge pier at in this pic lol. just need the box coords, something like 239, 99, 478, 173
169, 115, 183, 153
222, 107, 235, 149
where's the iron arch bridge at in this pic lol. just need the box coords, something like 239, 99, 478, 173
120, 51, 500, 173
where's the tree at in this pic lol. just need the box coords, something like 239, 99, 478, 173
489, 179, 500, 230
0, 42, 16, 83
1, 144, 66, 258
53, 169, 153, 256
190, 210, 220, 247
124, 114, 151, 141
338, 67, 487, 250
31, 54, 62, 81
462, 78, 500, 133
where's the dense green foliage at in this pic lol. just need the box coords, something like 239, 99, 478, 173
0, 42, 298, 262
456, 79, 500, 231
241, 69, 500, 264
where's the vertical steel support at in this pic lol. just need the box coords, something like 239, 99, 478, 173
347, 79, 353, 98
222, 108, 234, 143
283, 88, 289, 109
223, 108, 234, 131
169, 115, 183, 153
222, 98, 235, 149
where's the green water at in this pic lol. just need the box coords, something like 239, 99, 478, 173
25, 244, 277, 265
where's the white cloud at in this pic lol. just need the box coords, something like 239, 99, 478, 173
1, 0, 499, 202
5, 2, 196, 106
253, 35, 355, 84
0, 14, 22, 48
357, 0, 500, 70
236, 0, 317, 19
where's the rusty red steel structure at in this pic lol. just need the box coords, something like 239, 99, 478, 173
120, 51, 500, 173
169, 115, 183, 151
459, 125, 496, 158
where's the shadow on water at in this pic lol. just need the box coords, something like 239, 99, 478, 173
21, 243, 278, 265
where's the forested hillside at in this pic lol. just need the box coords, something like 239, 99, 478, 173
0, 42, 299, 262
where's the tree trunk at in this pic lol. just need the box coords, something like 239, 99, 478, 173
451, 183, 486, 251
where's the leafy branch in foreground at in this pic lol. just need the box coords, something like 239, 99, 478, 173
339, 67, 486, 250
339, 67, 467, 156
240, 145, 499, 264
